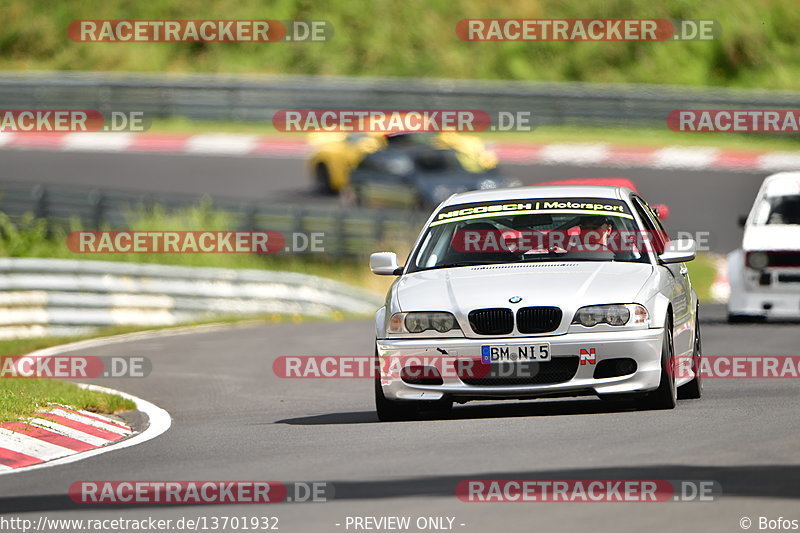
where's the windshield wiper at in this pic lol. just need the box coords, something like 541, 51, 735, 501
421, 260, 514, 271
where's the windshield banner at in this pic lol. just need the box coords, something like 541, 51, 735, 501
431, 197, 634, 226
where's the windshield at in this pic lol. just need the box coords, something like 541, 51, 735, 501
385, 132, 437, 146
358, 149, 466, 176
408, 197, 657, 272
759, 195, 800, 225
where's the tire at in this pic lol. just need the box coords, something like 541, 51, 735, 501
374, 348, 419, 422
374, 350, 452, 422
424, 397, 454, 417
374, 376, 420, 421
637, 317, 677, 411
678, 313, 703, 400
314, 164, 334, 195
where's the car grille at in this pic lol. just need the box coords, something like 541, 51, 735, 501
458, 357, 580, 386
468, 306, 563, 335
766, 252, 800, 267
516, 307, 562, 334
468, 308, 514, 335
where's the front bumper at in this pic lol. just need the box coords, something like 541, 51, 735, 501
377, 328, 665, 402
728, 286, 800, 319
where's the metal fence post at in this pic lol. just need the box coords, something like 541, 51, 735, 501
89, 190, 106, 229
32, 185, 49, 220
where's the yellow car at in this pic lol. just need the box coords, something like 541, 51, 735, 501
308, 132, 498, 193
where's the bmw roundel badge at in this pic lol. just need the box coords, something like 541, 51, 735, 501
509, 296, 522, 304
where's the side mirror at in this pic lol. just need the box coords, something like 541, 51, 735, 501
370, 252, 403, 276
738, 215, 748, 228
659, 238, 696, 264
650, 204, 670, 220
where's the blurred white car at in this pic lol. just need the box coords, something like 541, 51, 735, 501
728, 172, 800, 322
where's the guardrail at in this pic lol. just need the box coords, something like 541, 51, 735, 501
0, 258, 384, 339
0, 181, 428, 259
2, 71, 800, 128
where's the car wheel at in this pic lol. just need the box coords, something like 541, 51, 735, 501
373, 349, 452, 421
374, 376, 420, 422
315, 164, 334, 194
637, 317, 677, 411
374, 349, 419, 422
678, 312, 703, 400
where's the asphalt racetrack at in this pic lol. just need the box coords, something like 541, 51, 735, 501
0, 147, 796, 532
0, 304, 798, 532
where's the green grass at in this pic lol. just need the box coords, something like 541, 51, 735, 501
2, 0, 800, 90
0, 379, 136, 423
149, 117, 288, 135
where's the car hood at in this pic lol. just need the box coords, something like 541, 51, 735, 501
396, 261, 654, 336
743, 225, 800, 251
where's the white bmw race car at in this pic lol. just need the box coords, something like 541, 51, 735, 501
371, 185, 702, 421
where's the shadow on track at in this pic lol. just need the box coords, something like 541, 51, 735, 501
274, 398, 648, 426
3, 464, 799, 513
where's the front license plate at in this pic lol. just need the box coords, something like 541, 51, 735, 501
481, 343, 550, 363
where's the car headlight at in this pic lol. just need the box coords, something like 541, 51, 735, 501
746, 251, 769, 270
572, 304, 648, 328
388, 312, 460, 334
